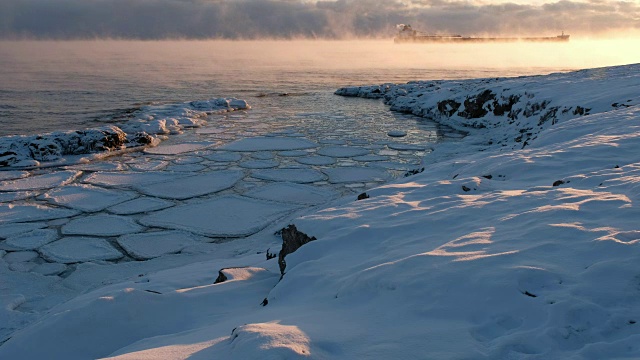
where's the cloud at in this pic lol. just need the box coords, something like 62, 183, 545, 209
0, 0, 638, 39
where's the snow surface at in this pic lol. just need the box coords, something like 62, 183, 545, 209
1, 64, 640, 359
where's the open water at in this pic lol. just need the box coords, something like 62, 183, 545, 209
0, 40, 585, 139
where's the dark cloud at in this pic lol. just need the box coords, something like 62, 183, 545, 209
0, 0, 638, 39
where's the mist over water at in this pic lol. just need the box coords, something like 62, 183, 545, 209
0, 39, 638, 136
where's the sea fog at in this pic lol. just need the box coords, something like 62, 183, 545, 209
1, 39, 637, 137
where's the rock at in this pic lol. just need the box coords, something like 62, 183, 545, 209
552, 180, 565, 187
458, 90, 495, 119
462, 185, 471, 192
278, 225, 316, 276
214, 270, 228, 284
437, 99, 461, 117
357, 192, 370, 200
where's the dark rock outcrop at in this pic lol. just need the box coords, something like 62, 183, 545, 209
458, 90, 495, 119
278, 225, 316, 276
214, 270, 228, 284
437, 99, 461, 117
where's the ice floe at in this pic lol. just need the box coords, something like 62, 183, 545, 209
0, 222, 47, 238
164, 163, 208, 172
31, 263, 67, 276
127, 160, 169, 171
353, 154, 388, 162
117, 231, 202, 260
0, 171, 80, 191
278, 150, 308, 157
83, 171, 189, 188
139, 195, 299, 237
368, 161, 422, 171
61, 215, 144, 236
144, 142, 214, 155
244, 182, 338, 205
0, 204, 79, 225
63, 162, 127, 172
40, 237, 124, 263
172, 156, 204, 164
386, 143, 427, 151
133, 170, 243, 200
317, 146, 370, 158
3, 251, 39, 263
0, 171, 29, 181
238, 160, 279, 169
250, 168, 326, 183
0, 191, 39, 203
219, 137, 317, 152
3, 229, 59, 250
322, 167, 391, 183
40, 184, 136, 212
295, 156, 336, 166
204, 152, 242, 162
107, 197, 174, 215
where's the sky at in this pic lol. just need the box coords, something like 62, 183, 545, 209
0, 0, 638, 39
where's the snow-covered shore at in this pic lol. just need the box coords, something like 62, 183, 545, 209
1, 64, 640, 359
0, 98, 250, 168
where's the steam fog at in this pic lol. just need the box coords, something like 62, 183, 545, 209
1, 0, 639, 40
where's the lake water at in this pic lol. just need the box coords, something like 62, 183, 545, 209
3, 39, 629, 138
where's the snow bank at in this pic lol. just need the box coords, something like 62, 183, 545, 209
0, 98, 249, 168
1, 65, 640, 359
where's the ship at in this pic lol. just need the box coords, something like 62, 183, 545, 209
394, 24, 570, 43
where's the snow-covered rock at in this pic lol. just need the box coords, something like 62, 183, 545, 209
0, 97, 250, 168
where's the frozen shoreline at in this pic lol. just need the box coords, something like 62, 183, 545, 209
0, 98, 250, 168
1, 64, 640, 359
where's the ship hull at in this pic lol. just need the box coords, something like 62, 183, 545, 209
394, 35, 570, 43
